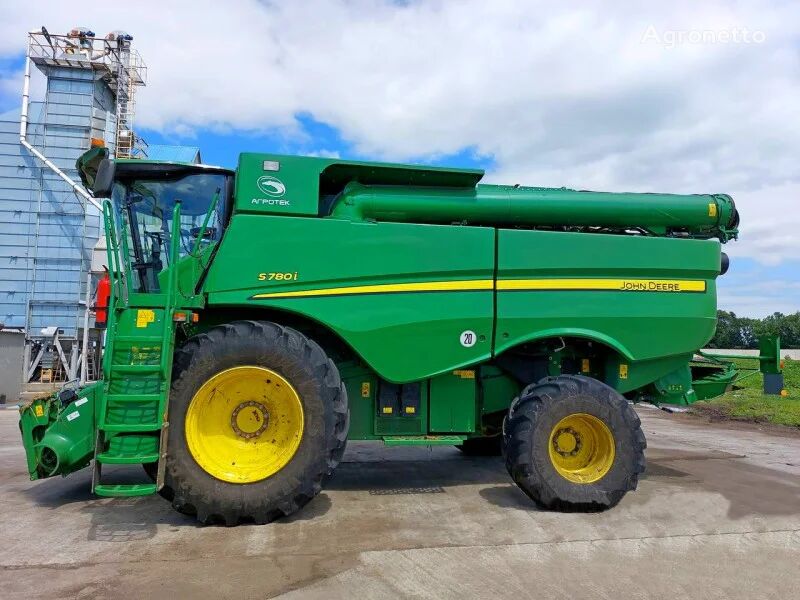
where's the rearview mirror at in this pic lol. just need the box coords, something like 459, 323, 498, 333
190, 226, 217, 240
93, 159, 116, 198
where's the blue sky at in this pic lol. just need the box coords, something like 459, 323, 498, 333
1, 1, 798, 318
140, 115, 496, 172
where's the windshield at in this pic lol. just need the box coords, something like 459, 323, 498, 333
112, 171, 231, 292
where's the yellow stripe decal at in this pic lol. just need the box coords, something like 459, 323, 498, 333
252, 277, 706, 299
496, 278, 706, 293
252, 279, 494, 299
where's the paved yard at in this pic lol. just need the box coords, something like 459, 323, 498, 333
0, 405, 798, 599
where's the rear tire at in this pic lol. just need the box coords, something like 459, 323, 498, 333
504, 374, 645, 511
162, 320, 349, 525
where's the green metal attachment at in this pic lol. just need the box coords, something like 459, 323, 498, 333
689, 335, 785, 401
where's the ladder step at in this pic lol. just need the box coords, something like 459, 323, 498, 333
106, 393, 163, 403
94, 483, 157, 497
97, 451, 159, 464
114, 335, 163, 343
97, 433, 159, 464
111, 364, 163, 374
102, 423, 162, 432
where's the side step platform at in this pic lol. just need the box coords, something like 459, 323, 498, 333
382, 435, 466, 446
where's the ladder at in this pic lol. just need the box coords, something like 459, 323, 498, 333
114, 47, 138, 159
86, 340, 98, 381
92, 201, 180, 497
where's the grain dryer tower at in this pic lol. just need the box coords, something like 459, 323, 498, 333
0, 27, 146, 389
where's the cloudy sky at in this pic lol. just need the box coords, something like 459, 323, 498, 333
0, 1, 797, 316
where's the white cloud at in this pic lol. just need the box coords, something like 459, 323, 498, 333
719, 279, 800, 317
1, 0, 798, 272
304, 149, 341, 159
722, 182, 800, 266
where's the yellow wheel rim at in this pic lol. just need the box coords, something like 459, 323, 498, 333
185, 366, 304, 484
548, 413, 615, 484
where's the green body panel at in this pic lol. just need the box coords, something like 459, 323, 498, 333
429, 371, 477, 433
649, 364, 697, 404
205, 215, 720, 392
339, 362, 381, 440
205, 214, 496, 382
235, 152, 483, 217
495, 229, 720, 393
479, 366, 521, 417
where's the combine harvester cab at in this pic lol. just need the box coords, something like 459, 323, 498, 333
19, 147, 741, 524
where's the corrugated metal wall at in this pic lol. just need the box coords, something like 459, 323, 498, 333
0, 65, 113, 336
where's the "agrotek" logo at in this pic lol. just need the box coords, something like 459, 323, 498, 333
256, 176, 286, 198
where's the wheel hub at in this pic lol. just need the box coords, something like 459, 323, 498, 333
552, 427, 583, 457
185, 366, 305, 484
547, 413, 615, 484
230, 400, 270, 440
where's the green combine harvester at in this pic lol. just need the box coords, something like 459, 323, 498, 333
19, 148, 742, 524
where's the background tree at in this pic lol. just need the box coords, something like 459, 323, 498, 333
709, 311, 800, 348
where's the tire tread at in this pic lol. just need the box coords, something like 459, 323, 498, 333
504, 374, 646, 512
162, 320, 348, 525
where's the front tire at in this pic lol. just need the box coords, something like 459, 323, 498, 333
163, 320, 348, 525
504, 374, 645, 511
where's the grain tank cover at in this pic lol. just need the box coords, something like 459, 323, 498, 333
234, 152, 483, 217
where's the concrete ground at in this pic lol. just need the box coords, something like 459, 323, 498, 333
1, 406, 798, 600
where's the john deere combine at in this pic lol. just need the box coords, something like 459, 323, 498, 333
19, 148, 740, 524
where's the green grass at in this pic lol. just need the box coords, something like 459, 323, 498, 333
691, 357, 800, 427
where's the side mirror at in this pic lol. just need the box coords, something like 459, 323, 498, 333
93, 159, 116, 198
190, 226, 217, 240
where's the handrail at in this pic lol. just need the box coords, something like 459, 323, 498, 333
191, 188, 220, 257
117, 204, 135, 292
27, 31, 147, 85
102, 202, 120, 293
102, 201, 129, 303
100, 202, 120, 418
160, 201, 182, 380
